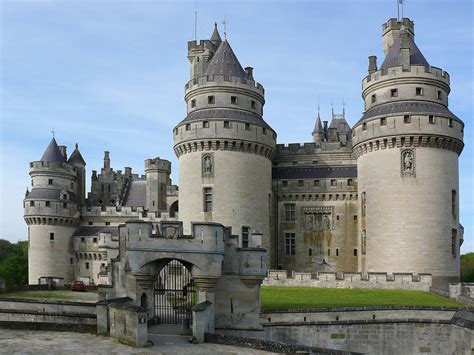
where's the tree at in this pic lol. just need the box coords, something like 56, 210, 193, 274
0, 239, 28, 285
461, 253, 474, 282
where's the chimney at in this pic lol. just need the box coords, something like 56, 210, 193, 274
125, 167, 132, 176
245, 67, 254, 80
104, 151, 110, 169
368, 56, 378, 74
92, 170, 97, 180
58, 146, 67, 160
399, 30, 411, 70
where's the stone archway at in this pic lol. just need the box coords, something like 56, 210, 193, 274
153, 259, 196, 326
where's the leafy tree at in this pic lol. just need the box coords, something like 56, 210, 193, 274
0, 239, 28, 285
461, 253, 474, 282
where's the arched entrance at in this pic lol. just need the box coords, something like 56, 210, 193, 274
153, 259, 195, 325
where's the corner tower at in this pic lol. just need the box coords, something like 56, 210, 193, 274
24, 138, 82, 284
173, 25, 276, 254
352, 18, 464, 289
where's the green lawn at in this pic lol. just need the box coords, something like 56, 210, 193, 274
0, 290, 98, 303
261, 286, 466, 310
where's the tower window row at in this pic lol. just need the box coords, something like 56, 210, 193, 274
190, 96, 257, 109
281, 179, 355, 189
360, 115, 453, 131
370, 88, 443, 103
27, 200, 68, 209
180, 121, 271, 136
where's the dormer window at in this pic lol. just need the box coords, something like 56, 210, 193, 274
390, 88, 398, 97
208, 96, 215, 104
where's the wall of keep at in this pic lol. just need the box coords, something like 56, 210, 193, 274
263, 270, 433, 291
357, 146, 460, 288
28, 225, 76, 284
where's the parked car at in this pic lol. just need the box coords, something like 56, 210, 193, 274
71, 280, 86, 292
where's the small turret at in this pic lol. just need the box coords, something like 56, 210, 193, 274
312, 111, 324, 144
210, 22, 222, 46
68, 143, 87, 206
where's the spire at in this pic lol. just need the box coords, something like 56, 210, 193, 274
313, 115, 323, 134
210, 22, 222, 45
204, 39, 246, 80
40, 137, 66, 163
68, 143, 86, 165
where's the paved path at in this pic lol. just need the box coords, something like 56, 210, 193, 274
0, 328, 275, 354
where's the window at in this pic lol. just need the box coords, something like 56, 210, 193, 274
330, 179, 337, 187
242, 226, 250, 248
353, 215, 358, 221
48, 179, 53, 185
371, 94, 376, 103
437, 90, 442, 100
285, 204, 295, 221
174, 128, 178, 135
362, 122, 367, 130
30, 201, 35, 207
361, 230, 367, 255
313, 160, 318, 165
328, 249, 331, 256
251, 100, 256, 109
292, 161, 297, 166
336, 248, 339, 256
71, 182, 74, 189
63, 194, 67, 199
429, 115, 435, 124
452, 229, 457, 256
223, 121, 231, 128
314, 180, 320, 187
70, 258, 73, 265
49, 233, 54, 241
380, 117, 386, 126
416, 87, 423, 96
452, 190, 456, 219
404, 115, 411, 123
85, 262, 89, 270
347, 179, 354, 186
81, 237, 85, 242
63, 202, 67, 209
93, 238, 98, 243
32, 180, 34, 186
207, 95, 215, 104
449, 118, 453, 127
45, 201, 50, 207
285, 233, 295, 256
298, 180, 304, 187
282, 180, 288, 187
336, 215, 340, 221
231, 96, 237, 104
308, 248, 312, 256
390, 88, 398, 97
202, 121, 209, 128
186, 124, 191, 131
262, 127, 267, 135
88, 221, 93, 225
245, 123, 250, 131
203, 187, 213, 212
353, 249, 358, 256
191, 99, 196, 108
105, 221, 110, 226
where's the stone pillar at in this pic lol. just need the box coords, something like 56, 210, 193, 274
194, 277, 218, 336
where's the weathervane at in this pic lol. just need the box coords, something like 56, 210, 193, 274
51, 130, 55, 138
397, 0, 404, 21
222, 17, 227, 39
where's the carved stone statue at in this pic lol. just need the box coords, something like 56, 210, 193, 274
323, 215, 330, 230
202, 153, 214, 177
401, 149, 415, 176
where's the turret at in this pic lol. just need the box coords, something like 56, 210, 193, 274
352, 18, 464, 289
24, 138, 80, 284
144, 157, 171, 213
173, 24, 276, 261
312, 111, 324, 144
68, 143, 86, 206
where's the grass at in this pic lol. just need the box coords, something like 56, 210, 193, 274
261, 286, 466, 310
0, 290, 98, 303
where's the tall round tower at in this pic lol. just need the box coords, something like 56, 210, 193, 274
173, 25, 276, 253
352, 18, 464, 289
24, 138, 81, 284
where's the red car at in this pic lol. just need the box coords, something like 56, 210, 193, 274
71, 280, 86, 292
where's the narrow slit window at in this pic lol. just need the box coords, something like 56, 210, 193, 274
242, 226, 250, 248
203, 187, 213, 212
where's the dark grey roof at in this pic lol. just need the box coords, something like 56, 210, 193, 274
122, 180, 146, 207
40, 138, 66, 163
357, 100, 460, 125
74, 226, 119, 237
24, 188, 79, 203
329, 118, 351, 135
380, 34, 429, 72
272, 165, 357, 180
312, 116, 323, 134
204, 40, 246, 80
180, 108, 273, 130
210, 23, 222, 44
68, 144, 86, 165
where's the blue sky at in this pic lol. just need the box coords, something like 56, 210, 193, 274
1, 0, 472, 252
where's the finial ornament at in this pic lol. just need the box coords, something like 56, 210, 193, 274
222, 17, 227, 39
75, 143, 78, 149
342, 98, 346, 118
317, 96, 320, 118
51, 130, 55, 138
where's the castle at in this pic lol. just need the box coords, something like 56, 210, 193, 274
24, 17, 464, 294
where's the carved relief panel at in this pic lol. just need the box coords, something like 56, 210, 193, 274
302, 206, 334, 231
401, 148, 415, 177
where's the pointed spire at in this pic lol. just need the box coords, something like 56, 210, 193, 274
204, 39, 246, 80
40, 137, 66, 163
210, 22, 222, 45
68, 143, 86, 165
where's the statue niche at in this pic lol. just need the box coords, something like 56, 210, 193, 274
401, 148, 415, 177
202, 153, 214, 177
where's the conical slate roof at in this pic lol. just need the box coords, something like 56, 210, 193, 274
380, 32, 429, 72
210, 22, 222, 45
40, 138, 66, 163
68, 143, 86, 165
312, 115, 323, 135
205, 40, 246, 80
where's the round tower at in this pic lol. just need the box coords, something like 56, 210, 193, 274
24, 138, 81, 284
352, 18, 464, 289
173, 25, 276, 254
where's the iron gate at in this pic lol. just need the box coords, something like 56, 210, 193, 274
153, 259, 196, 325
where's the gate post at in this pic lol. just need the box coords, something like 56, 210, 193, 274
193, 277, 219, 338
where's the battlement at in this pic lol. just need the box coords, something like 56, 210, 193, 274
144, 157, 171, 173
187, 39, 215, 52
364, 65, 450, 88
264, 270, 432, 292
382, 17, 414, 34
185, 74, 264, 95
276, 142, 353, 155
29, 160, 77, 176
